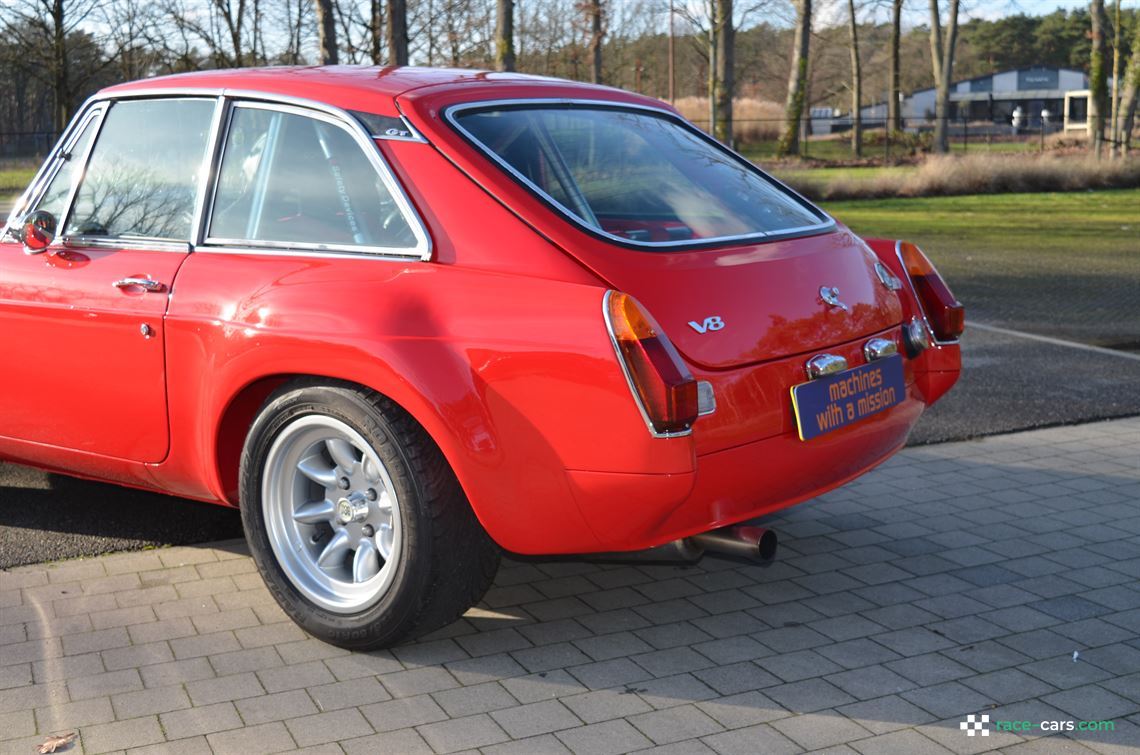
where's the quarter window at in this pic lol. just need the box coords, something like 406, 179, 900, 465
65, 99, 215, 241
208, 106, 416, 250
32, 112, 99, 221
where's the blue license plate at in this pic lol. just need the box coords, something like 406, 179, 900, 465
790, 355, 905, 441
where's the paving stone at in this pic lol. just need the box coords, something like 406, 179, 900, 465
285, 708, 374, 748
826, 666, 917, 700
341, 727, 434, 755
160, 702, 244, 739
849, 728, 953, 755
111, 685, 192, 718
417, 713, 510, 752
68, 668, 143, 700
236, 689, 320, 725
184, 670, 264, 705
490, 699, 581, 738
81, 715, 165, 753
432, 681, 518, 717
770, 711, 873, 751
765, 678, 857, 714
561, 688, 653, 724
378, 666, 460, 698
627, 703, 723, 744
837, 694, 936, 735
206, 721, 297, 754
306, 676, 391, 711
34, 697, 116, 731
692, 661, 780, 696
500, 670, 587, 703
1043, 683, 1140, 721
360, 694, 449, 732
900, 681, 994, 719
555, 719, 653, 755
700, 722, 801, 755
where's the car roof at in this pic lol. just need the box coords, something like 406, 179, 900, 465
100, 66, 646, 117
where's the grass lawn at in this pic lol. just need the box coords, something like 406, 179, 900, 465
0, 166, 36, 197
825, 189, 1140, 349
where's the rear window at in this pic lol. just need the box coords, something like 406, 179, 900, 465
449, 104, 830, 247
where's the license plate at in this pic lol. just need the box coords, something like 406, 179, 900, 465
790, 355, 905, 441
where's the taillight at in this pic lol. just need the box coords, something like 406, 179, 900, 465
898, 242, 965, 341
604, 291, 699, 436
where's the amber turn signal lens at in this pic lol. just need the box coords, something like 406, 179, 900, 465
898, 242, 965, 342
605, 291, 699, 435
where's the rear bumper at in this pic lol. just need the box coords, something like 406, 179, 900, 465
566, 387, 923, 552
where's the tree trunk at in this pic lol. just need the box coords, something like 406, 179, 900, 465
1118, 17, 1140, 154
847, 0, 861, 157
387, 0, 409, 66
315, 0, 338, 64
588, 0, 603, 84
888, 0, 902, 133
777, 0, 811, 157
1090, 0, 1108, 157
370, 0, 383, 64
711, 0, 734, 146
929, 0, 959, 154
496, 0, 516, 72
51, 0, 69, 134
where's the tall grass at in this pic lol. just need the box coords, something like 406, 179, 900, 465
783, 153, 1140, 201
673, 97, 784, 143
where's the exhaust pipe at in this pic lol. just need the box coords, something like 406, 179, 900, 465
690, 525, 778, 565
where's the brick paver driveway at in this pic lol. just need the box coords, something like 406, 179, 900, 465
2, 418, 1139, 754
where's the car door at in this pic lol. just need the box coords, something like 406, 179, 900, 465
0, 96, 219, 463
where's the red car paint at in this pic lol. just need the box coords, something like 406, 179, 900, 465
0, 67, 961, 555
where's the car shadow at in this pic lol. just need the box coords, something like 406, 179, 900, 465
0, 462, 243, 568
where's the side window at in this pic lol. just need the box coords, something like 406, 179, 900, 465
30, 112, 99, 221
209, 106, 416, 250
65, 98, 215, 241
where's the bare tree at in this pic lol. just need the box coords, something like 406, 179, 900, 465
887, 0, 902, 133
1089, 0, 1108, 157
388, 0, 409, 64
1117, 12, 1140, 155
316, 0, 338, 64
777, 0, 811, 156
496, 0, 515, 70
585, 0, 604, 83
711, 0, 733, 145
928, 0, 960, 154
846, 0, 861, 157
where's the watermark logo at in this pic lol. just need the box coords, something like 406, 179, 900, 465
960, 714, 990, 737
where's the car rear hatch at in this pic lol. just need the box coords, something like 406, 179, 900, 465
567, 231, 904, 370
395, 85, 903, 368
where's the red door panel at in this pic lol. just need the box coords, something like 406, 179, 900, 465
0, 241, 186, 462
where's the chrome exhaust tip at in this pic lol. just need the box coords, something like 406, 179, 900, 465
690, 525, 778, 565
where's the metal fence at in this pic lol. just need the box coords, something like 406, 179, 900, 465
678, 115, 1112, 160
0, 130, 57, 159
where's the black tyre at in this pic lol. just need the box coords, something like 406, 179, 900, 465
239, 379, 500, 648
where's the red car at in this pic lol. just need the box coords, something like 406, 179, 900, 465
0, 67, 962, 648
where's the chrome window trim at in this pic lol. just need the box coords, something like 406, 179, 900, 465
194, 244, 425, 264
894, 240, 961, 347
200, 98, 430, 261
59, 96, 219, 248
3, 105, 105, 240
61, 237, 191, 253
444, 98, 836, 251
601, 290, 693, 440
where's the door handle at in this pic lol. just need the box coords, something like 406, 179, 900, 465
113, 277, 166, 293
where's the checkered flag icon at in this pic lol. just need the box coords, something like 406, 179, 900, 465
960, 714, 990, 737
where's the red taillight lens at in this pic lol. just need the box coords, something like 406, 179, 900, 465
898, 242, 965, 341
605, 291, 699, 435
